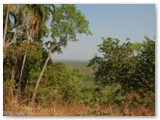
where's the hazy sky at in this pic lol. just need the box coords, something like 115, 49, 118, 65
52, 4, 155, 61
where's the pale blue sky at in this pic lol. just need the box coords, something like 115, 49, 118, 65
52, 4, 155, 61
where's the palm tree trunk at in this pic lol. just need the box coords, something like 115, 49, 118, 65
31, 52, 51, 104
3, 5, 10, 45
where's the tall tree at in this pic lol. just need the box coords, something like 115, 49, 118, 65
88, 37, 155, 95
31, 5, 91, 104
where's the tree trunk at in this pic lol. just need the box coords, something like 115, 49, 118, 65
31, 43, 60, 104
3, 5, 10, 45
18, 54, 27, 94
31, 53, 51, 104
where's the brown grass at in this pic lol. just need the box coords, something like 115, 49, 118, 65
3, 97, 155, 116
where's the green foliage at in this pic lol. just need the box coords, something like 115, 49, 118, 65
51, 5, 91, 39
49, 4, 91, 53
3, 4, 91, 105
88, 38, 135, 91
36, 62, 82, 105
100, 83, 124, 105
134, 37, 155, 93
3, 4, 154, 114
140, 91, 155, 107
3, 41, 48, 100
88, 37, 155, 108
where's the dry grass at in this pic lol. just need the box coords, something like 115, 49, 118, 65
130, 106, 155, 116
3, 97, 155, 116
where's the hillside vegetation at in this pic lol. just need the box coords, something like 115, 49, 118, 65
3, 4, 155, 116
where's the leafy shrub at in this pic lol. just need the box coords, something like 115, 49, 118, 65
88, 37, 155, 108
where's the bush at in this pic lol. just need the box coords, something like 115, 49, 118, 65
88, 37, 155, 108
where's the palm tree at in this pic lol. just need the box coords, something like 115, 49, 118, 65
25, 4, 54, 41
17, 4, 55, 97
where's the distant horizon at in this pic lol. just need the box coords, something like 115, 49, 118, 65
52, 58, 90, 62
